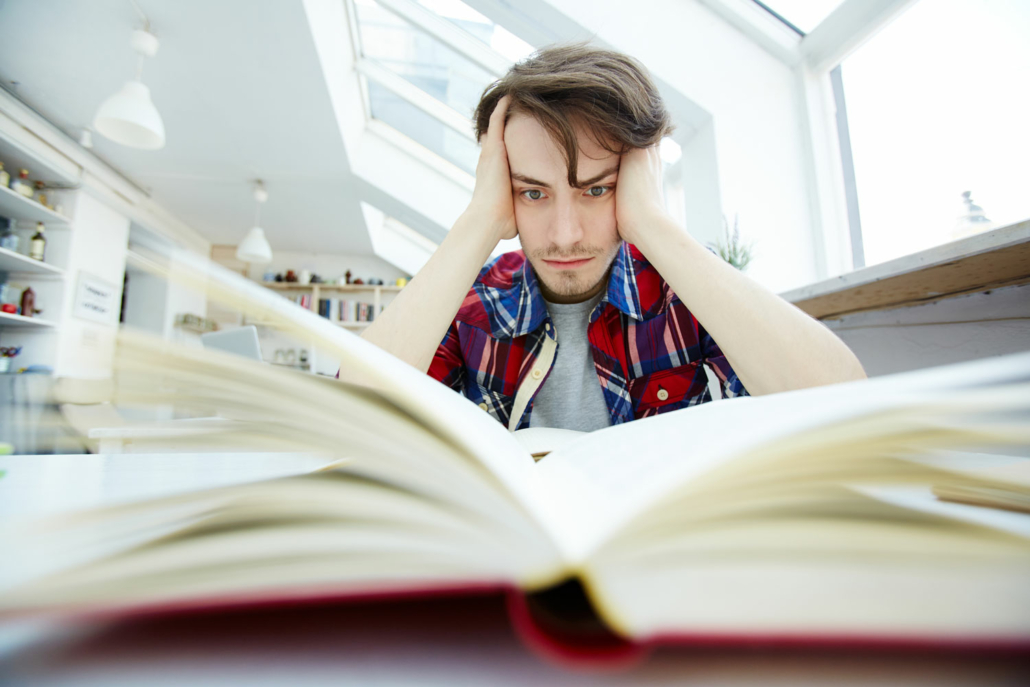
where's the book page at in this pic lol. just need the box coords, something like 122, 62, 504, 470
534, 352, 1030, 562
124, 251, 547, 524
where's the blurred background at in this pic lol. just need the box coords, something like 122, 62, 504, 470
0, 0, 1027, 453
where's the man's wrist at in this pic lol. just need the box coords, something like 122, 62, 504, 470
455, 208, 512, 246
621, 209, 682, 252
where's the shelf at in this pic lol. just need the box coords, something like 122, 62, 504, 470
262, 282, 402, 293
0, 132, 79, 186
0, 311, 57, 328
0, 184, 70, 226
0, 246, 64, 276
335, 321, 372, 328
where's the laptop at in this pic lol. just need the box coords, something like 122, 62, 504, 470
200, 326, 263, 362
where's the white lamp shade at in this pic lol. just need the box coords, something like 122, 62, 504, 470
236, 227, 273, 264
94, 80, 166, 150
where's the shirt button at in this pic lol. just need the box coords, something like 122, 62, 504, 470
478, 403, 488, 411
544, 322, 551, 331
656, 388, 669, 401
531, 368, 543, 380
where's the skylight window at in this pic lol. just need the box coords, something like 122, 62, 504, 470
355, 0, 497, 119
367, 80, 479, 174
752, 0, 848, 34
416, 0, 535, 62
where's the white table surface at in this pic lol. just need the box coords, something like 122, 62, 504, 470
0, 452, 1027, 686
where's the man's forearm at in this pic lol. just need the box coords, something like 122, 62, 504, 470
633, 216, 866, 396
360, 212, 500, 374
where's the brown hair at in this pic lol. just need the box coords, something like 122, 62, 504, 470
474, 43, 673, 188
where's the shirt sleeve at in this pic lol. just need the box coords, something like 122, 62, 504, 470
698, 321, 749, 399
427, 319, 466, 392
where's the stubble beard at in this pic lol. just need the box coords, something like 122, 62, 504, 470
528, 241, 621, 302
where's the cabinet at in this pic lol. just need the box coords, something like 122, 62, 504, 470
0, 130, 77, 373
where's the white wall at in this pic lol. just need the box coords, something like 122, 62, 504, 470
544, 0, 815, 292
54, 191, 130, 379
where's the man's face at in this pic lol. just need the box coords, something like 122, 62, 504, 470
503, 114, 623, 304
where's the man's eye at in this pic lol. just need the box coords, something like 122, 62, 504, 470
523, 189, 544, 200
587, 186, 609, 197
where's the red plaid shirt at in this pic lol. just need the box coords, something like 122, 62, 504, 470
429, 242, 748, 429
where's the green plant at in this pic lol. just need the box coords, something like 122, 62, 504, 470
709, 214, 755, 271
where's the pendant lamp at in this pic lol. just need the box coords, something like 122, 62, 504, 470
94, 29, 166, 150
237, 182, 274, 265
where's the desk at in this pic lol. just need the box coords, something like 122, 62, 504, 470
87, 417, 248, 454
1, 453, 1028, 686
779, 221, 1030, 379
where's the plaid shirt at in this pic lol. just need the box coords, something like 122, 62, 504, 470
428, 242, 749, 430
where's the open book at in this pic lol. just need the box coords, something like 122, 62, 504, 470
1, 251, 1029, 663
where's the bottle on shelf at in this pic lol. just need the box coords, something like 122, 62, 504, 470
29, 222, 46, 261
34, 181, 52, 209
20, 286, 35, 318
0, 162, 9, 188
11, 169, 34, 198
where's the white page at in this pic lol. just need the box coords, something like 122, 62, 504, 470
534, 352, 1030, 562
128, 251, 543, 521
853, 485, 1030, 540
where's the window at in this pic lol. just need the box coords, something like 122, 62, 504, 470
416, 0, 534, 62
367, 80, 479, 174
840, 0, 1030, 267
355, 0, 497, 119
752, 0, 848, 34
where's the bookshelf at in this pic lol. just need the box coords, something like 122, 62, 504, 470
260, 282, 402, 329
0, 128, 75, 374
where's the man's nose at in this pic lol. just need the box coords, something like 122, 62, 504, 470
549, 197, 585, 249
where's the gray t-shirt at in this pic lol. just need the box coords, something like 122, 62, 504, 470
529, 293, 612, 432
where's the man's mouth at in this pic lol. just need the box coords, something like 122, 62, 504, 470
543, 257, 593, 270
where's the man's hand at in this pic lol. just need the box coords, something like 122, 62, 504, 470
465, 95, 517, 241
615, 145, 670, 246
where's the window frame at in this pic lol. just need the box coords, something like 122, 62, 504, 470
346, 0, 511, 186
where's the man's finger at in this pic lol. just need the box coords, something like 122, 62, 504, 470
486, 95, 511, 145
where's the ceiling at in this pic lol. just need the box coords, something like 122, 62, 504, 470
0, 0, 373, 254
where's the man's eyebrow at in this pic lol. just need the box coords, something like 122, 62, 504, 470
511, 164, 620, 189
574, 165, 620, 189
510, 172, 551, 188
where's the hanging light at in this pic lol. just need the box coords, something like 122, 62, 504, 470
94, 29, 166, 150
236, 181, 273, 264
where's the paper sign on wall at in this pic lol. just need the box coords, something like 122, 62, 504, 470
73, 272, 119, 325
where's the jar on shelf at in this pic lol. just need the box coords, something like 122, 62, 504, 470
11, 169, 33, 198
0, 220, 18, 252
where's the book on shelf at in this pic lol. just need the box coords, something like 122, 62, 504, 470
1, 250, 1029, 664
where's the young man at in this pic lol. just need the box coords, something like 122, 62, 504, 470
361, 45, 866, 432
